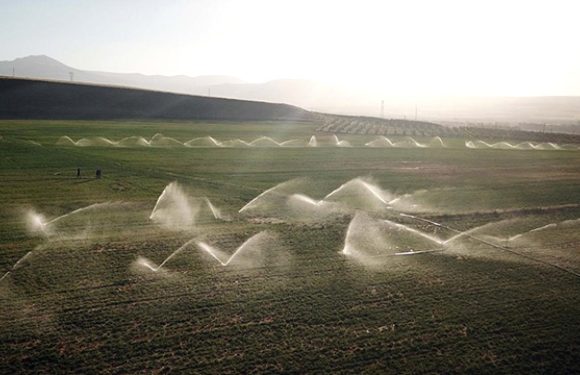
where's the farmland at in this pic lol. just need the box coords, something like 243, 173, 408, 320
1, 119, 580, 373
318, 113, 580, 144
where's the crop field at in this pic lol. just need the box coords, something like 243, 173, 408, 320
1, 119, 580, 373
318, 113, 580, 144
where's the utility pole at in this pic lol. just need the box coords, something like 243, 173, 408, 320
12, 66, 15, 77
69, 72, 74, 82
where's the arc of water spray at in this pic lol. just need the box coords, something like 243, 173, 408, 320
507, 233, 522, 242
12, 251, 33, 269
308, 136, 318, 147
466, 140, 568, 151
185, 136, 223, 147
394, 249, 446, 256
341, 220, 446, 258
0, 272, 10, 282
243, 178, 398, 214
249, 136, 281, 146
140, 238, 197, 272
292, 194, 325, 206
279, 139, 299, 146
239, 185, 281, 213
365, 136, 395, 147
508, 222, 567, 242
386, 192, 414, 205
59, 134, 198, 148
359, 182, 389, 204
196, 232, 263, 266
204, 198, 222, 219
149, 189, 168, 219
208, 136, 222, 146
399, 213, 580, 278
341, 218, 445, 259
384, 218, 500, 246
333, 134, 352, 147
403, 137, 428, 148
42, 202, 113, 227
294, 180, 393, 207
383, 219, 444, 245
323, 179, 389, 205
233, 139, 252, 147
0, 251, 33, 283
432, 136, 446, 147
197, 242, 228, 265
529, 223, 557, 233
400, 213, 525, 250
443, 225, 490, 244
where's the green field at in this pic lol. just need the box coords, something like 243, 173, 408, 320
1, 120, 580, 373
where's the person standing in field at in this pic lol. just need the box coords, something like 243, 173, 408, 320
77, 168, 81, 178
96, 168, 101, 179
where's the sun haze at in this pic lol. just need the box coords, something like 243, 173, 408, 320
1, 0, 579, 96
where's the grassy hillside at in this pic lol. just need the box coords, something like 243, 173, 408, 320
0, 78, 312, 122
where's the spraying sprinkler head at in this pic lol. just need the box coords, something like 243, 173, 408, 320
136, 256, 160, 272
33, 215, 45, 229
341, 244, 353, 255
26, 211, 49, 235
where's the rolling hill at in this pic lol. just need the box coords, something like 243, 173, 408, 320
0, 77, 312, 122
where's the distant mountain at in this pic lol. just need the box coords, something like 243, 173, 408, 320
0, 55, 244, 94
1, 55, 580, 126
0, 55, 73, 80
0, 55, 341, 107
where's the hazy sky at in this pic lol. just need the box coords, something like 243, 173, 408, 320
1, 0, 579, 96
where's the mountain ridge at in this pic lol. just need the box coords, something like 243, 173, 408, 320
0, 55, 244, 87
2, 55, 580, 126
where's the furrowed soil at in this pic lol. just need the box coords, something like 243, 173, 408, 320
1, 120, 579, 374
